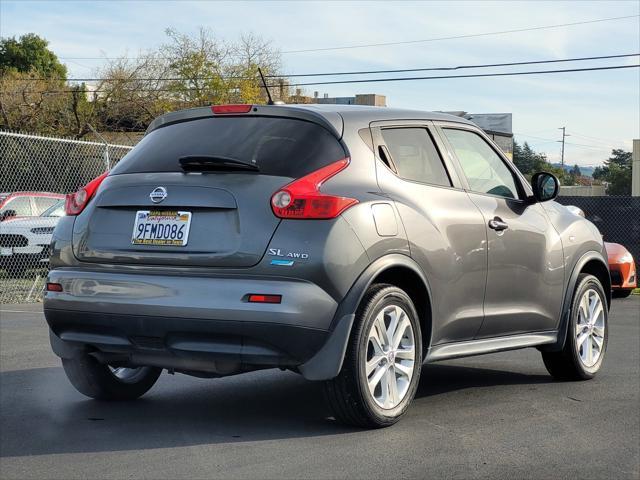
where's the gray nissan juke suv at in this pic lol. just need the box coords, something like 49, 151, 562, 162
44, 104, 610, 427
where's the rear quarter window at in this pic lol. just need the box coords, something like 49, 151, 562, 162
111, 117, 346, 179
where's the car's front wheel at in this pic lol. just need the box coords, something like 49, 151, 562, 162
542, 273, 608, 380
324, 284, 422, 428
62, 355, 162, 400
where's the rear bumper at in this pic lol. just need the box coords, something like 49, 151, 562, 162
44, 268, 339, 376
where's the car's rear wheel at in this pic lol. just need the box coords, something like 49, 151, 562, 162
324, 284, 422, 428
62, 355, 162, 400
542, 274, 608, 380
612, 289, 633, 299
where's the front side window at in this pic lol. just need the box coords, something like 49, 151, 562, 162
442, 128, 520, 199
380, 128, 451, 187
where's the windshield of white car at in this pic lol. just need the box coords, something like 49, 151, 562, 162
42, 200, 65, 217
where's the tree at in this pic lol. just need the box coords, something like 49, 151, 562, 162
591, 149, 632, 195
0, 33, 67, 79
0, 30, 285, 137
570, 164, 582, 177
513, 140, 534, 175
89, 28, 285, 132
513, 139, 567, 184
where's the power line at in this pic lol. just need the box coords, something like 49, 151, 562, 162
515, 132, 621, 150
22, 53, 640, 82
55, 14, 640, 61
569, 131, 630, 145
6, 63, 638, 95
281, 15, 640, 53
278, 64, 640, 88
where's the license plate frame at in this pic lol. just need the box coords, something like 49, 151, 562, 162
131, 210, 192, 247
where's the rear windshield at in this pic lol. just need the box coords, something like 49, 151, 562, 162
111, 116, 346, 178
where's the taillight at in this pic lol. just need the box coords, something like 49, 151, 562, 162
65, 171, 108, 216
212, 104, 253, 114
46, 282, 63, 292
271, 158, 358, 219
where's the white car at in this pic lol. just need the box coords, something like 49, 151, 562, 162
0, 200, 64, 276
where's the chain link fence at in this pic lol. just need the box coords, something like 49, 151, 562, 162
0, 131, 133, 304
0, 129, 637, 304
556, 195, 640, 264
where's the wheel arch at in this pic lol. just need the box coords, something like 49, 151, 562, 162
299, 254, 433, 380
368, 265, 432, 356
541, 250, 611, 352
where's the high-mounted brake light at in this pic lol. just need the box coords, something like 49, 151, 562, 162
211, 104, 253, 114
271, 158, 358, 219
247, 294, 282, 304
65, 171, 108, 216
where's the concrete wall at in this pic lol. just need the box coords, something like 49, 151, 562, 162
559, 185, 607, 197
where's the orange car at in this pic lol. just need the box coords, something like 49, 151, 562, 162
605, 242, 637, 298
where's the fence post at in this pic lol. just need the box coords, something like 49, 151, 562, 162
104, 144, 110, 171
87, 123, 111, 170
633, 139, 639, 197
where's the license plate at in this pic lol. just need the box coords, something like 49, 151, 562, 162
131, 210, 192, 246
0, 247, 12, 256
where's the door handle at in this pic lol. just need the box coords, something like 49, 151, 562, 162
488, 217, 509, 232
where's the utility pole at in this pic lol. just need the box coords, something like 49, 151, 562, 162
558, 127, 569, 168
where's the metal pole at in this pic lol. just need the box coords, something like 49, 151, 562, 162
559, 127, 566, 168
632, 139, 640, 197
86, 123, 110, 170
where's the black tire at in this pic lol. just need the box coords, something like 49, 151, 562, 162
324, 284, 423, 428
612, 289, 633, 299
542, 274, 608, 381
62, 355, 162, 400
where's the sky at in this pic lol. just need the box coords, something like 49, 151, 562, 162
1, 0, 639, 167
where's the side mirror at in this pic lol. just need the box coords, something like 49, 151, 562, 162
0, 209, 17, 221
531, 172, 559, 202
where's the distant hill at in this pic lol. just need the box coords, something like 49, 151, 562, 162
552, 163, 596, 178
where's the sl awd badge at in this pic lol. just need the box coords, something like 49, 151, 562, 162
268, 248, 309, 266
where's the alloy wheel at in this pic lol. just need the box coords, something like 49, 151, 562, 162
575, 288, 605, 368
365, 304, 416, 409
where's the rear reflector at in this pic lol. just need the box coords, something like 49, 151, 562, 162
247, 294, 282, 304
212, 104, 253, 114
46, 283, 63, 292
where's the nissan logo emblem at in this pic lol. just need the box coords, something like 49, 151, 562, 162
149, 186, 167, 203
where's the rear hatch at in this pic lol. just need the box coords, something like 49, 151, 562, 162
72, 112, 346, 268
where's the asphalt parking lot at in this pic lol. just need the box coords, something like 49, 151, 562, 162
0, 297, 638, 479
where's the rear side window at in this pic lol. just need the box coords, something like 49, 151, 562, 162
111, 117, 346, 178
380, 128, 451, 187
